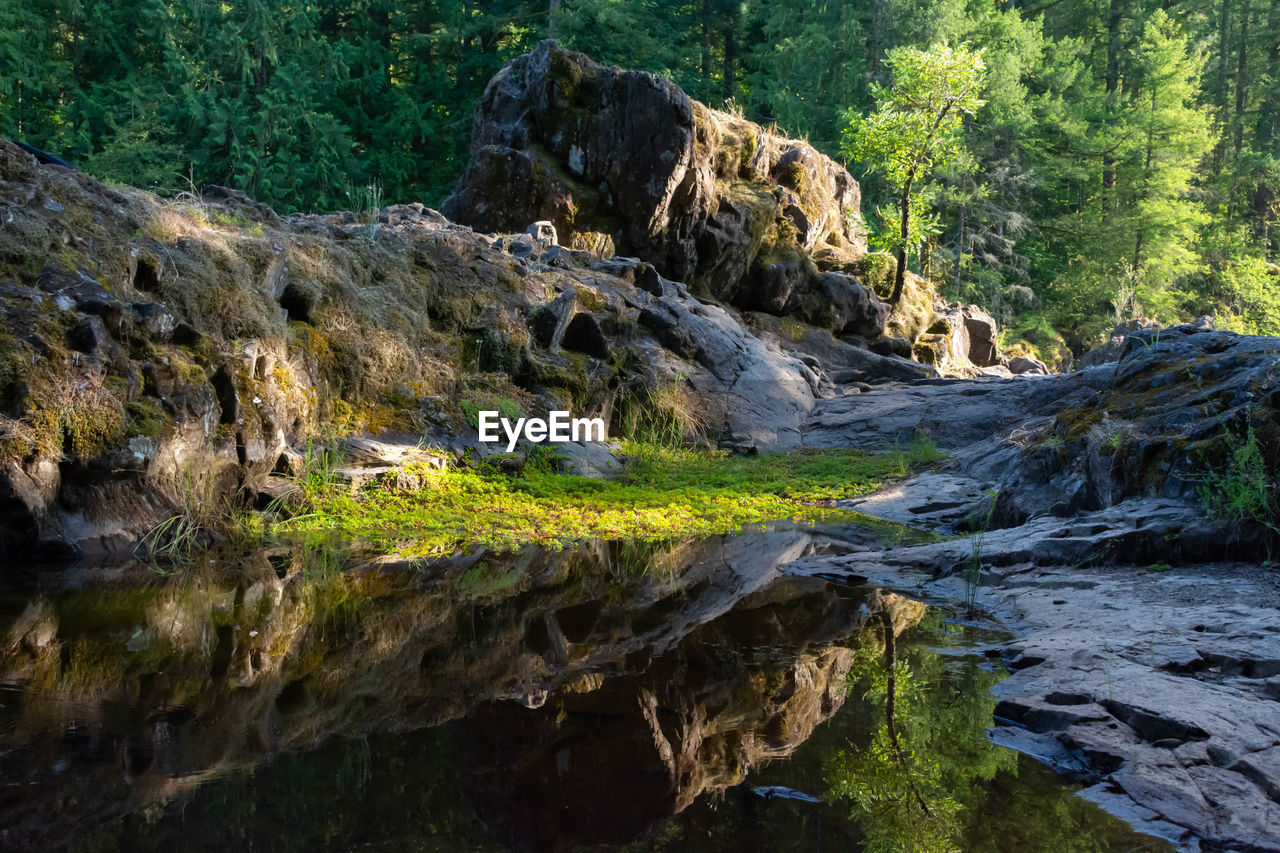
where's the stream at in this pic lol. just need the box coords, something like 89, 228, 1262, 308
0, 520, 1171, 851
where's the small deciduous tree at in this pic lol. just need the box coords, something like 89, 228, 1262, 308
842, 43, 986, 304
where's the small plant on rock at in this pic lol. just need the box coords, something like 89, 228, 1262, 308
1197, 422, 1277, 534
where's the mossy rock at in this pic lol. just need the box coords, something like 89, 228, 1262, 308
886, 274, 939, 345
465, 328, 524, 376
912, 335, 949, 367
1007, 335, 1074, 373
568, 231, 616, 257
854, 253, 895, 300
125, 399, 169, 439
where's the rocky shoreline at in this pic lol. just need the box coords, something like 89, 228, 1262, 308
787, 331, 1280, 851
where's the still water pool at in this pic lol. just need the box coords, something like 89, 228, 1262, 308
0, 521, 1170, 851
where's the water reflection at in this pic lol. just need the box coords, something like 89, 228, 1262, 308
0, 521, 1169, 851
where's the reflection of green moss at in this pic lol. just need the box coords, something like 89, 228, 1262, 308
457, 562, 522, 599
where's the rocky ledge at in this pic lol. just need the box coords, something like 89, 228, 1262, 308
791, 325, 1280, 851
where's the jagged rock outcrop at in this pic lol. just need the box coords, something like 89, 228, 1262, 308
806, 324, 1279, 545
784, 507, 1280, 852
444, 40, 887, 338
0, 137, 864, 557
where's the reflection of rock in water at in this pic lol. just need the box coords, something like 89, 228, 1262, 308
0, 523, 919, 850
454, 577, 924, 852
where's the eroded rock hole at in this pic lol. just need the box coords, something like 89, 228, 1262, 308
279, 281, 315, 323
210, 366, 238, 425
562, 313, 609, 359
0, 378, 27, 418
133, 257, 159, 293
275, 678, 310, 714
209, 625, 233, 679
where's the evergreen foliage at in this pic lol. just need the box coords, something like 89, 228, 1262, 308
5, 0, 1280, 350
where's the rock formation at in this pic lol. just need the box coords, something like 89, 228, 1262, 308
444, 40, 883, 335
0, 136, 897, 556
0, 41, 1034, 557
792, 320, 1280, 850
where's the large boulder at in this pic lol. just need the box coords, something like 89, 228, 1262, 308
444, 40, 865, 323
962, 305, 999, 366
636, 294, 818, 448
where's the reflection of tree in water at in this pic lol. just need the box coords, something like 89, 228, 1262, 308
826, 612, 1016, 853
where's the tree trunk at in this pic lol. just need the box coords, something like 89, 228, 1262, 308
1256, 0, 1280, 250
722, 11, 736, 102
881, 612, 899, 750
549, 0, 561, 38
1103, 0, 1126, 191
1237, 0, 1253, 155
892, 181, 913, 304
373, 5, 393, 91
1134, 89, 1157, 274
701, 0, 713, 100
1220, 0, 1234, 109
1259, 0, 1280, 147
868, 0, 886, 83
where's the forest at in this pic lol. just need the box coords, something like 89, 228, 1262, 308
3, 0, 1280, 358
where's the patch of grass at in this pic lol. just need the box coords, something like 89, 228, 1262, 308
345, 179, 383, 240
460, 395, 523, 431
279, 444, 925, 555
296, 438, 346, 499
1196, 422, 1277, 532
964, 489, 998, 611
137, 461, 227, 565
616, 378, 710, 447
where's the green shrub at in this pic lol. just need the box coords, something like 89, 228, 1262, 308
1197, 423, 1276, 531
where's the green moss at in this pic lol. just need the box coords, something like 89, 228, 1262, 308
517, 351, 596, 408
1004, 311, 1074, 371
781, 160, 806, 195
125, 399, 168, 439
574, 288, 607, 314
913, 335, 947, 366
739, 134, 758, 176
1055, 406, 1103, 443
190, 333, 217, 365
279, 445, 939, 555
457, 561, 523, 600
464, 327, 523, 375
62, 398, 126, 458
460, 396, 521, 429
855, 253, 896, 300
548, 50, 586, 99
